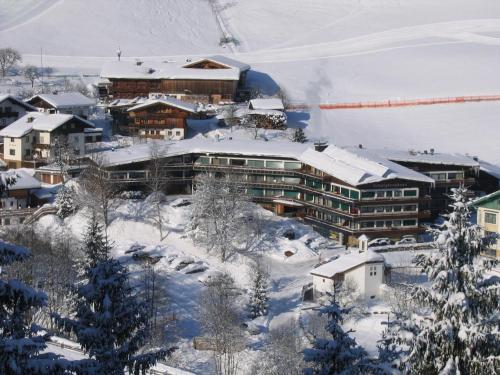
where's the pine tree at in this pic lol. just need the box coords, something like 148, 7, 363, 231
293, 128, 308, 143
248, 262, 269, 319
0, 241, 69, 374
304, 295, 367, 374
55, 184, 77, 219
54, 214, 170, 374
399, 187, 499, 374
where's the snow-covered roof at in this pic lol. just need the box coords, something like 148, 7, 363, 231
100, 55, 249, 81
8, 170, 41, 190
127, 97, 198, 113
99, 138, 434, 187
27, 92, 95, 109
477, 159, 500, 180
0, 113, 94, 138
249, 98, 284, 111
311, 250, 385, 278
304, 145, 435, 186
101, 138, 307, 167
0, 94, 37, 111
372, 148, 480, 168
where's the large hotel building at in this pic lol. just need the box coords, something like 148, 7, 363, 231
99, 139, 438, 246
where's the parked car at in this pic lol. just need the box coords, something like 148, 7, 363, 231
368, 238, 392, 247
396, 236, 417, 245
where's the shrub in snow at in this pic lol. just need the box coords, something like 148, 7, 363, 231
303, 295, 367, 374
54, 214, 170, 374
0, 241, 69, 374
55, 184, 77, 219
397, 187, 499, 374
292, 128, 308, 143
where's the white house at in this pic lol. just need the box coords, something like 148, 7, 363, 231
26, 92, 95, 119
310, 250, 385, 299
0, 112, 94, 168
0, 95, 37, 129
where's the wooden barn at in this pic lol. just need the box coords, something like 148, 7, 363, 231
126, 97, 198, 140
99, 55, 250, 104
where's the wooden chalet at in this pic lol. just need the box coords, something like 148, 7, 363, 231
26, 92, 95, 119
0, 95, 37, 129
126, 98, 198, 140
99, 55, 250, 104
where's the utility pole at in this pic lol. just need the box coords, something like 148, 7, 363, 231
40, 47, 44, 93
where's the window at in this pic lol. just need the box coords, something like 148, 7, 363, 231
284, 162, 301, 170
341, 188, 350, 198
385, 190, 393, 197
196, 156, 210, 165
9, 149, 15, 156
403, 219, 417, 226
25, 135, 29, 142
25, 149, 30, 156
369, 265, 377, 276
394, 190, 403, 197
247, 159, 265, 168
4, 218, 10, 225
266, 160, 283, 169
175, 131, 181, 136
361, 222, 375, 228
361, 191, 375, 199
485, 212, 497, 224
230, 159, 245, 166
376, 191, 385, 198
10, 138, 14, 143
404, 189, 417, 197
350, 190, 360, 200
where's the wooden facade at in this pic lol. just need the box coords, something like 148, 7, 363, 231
107, 78, 240, 103
126, 102, 191, 139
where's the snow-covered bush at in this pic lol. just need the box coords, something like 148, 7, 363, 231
55, 184, 77, 219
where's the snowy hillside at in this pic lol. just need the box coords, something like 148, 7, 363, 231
1, 0, 499, 162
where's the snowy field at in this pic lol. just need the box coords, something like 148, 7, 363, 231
1, 0, 499, 165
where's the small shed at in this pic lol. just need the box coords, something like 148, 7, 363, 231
310, 250, 385, 299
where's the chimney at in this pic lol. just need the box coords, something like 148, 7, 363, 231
358, 144, 363, 149
136, 60, 143, 66
27, 116, 35, 123
314, 141, 328, 152
473, 156, 479, 162
424, 150, 428, 154
430, 148, 435, 155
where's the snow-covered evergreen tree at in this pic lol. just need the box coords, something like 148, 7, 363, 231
248, 261, 269, 319
55, 184, 77, 219
0, 241, 69, 374
304, 295, 367, 374
399, 187, 499, 374
292, 128, 308, 143
54, 214, 169, 374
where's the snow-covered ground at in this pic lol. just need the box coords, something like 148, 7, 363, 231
35, 196, 396, 373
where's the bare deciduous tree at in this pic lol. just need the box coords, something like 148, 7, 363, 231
0, 47, 22, 78
251, 319, 305, 375
190, 173, 254, 262
78, 153, 118, 230
23, 65, 40, 88
146, 142, 169, 240
200, 273, 244, 375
